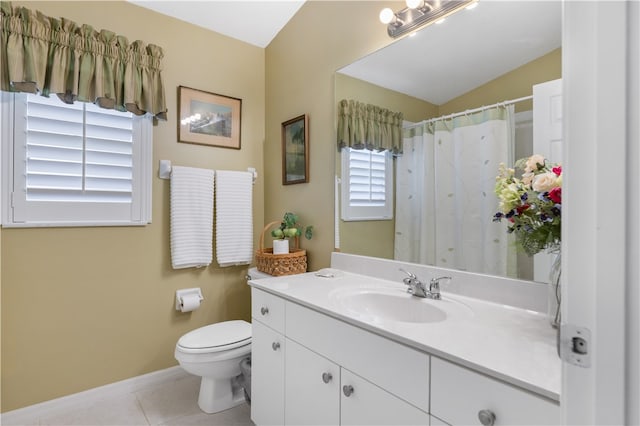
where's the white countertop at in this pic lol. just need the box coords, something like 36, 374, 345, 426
248, 269, 561, 402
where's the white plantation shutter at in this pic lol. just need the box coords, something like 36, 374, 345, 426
2, 93, 152, 226
341, 148, 393, 221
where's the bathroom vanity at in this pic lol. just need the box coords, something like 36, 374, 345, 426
248, 254, 561, 426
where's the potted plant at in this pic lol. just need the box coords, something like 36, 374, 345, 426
271, 212, 313, 255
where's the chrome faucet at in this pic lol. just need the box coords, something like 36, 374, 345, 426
428, 276, 452, 300
399, 269, 451, 300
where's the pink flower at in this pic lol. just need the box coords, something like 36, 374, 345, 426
549, 187, 562, 204
552, 166, 562, 176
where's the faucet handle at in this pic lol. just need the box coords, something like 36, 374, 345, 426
430, 276, 452, 290
430, 276, 452, 284
399, 268, 417, 280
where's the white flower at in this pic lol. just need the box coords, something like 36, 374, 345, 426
532, 172, 558, 192
521, 172, 534, 186
524, 154, 545, 173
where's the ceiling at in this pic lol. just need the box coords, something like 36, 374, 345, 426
127, 0, 306, 48
338, 1, 562, 105
127, 1, 561, 106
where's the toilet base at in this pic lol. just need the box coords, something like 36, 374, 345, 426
197, 374, 246, 414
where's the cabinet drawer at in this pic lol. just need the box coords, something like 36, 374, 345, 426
251, 288, 285, 333
431, 357, 560, 425
286, 301, 429, 412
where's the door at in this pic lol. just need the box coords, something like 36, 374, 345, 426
532, 78, 563, 283
251, 321, 285, 426
285, 339, 340, 425
562, 1, 635, 424
340, 368, 429, 426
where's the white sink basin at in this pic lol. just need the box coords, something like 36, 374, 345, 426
329, 287, 473, 324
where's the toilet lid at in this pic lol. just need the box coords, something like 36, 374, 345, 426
177, 320, 251, 352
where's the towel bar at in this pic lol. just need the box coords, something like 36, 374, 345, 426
158, 160, 257, 184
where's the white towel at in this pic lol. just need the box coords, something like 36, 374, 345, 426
170, 166, 215, 269
215, 170, 254, 267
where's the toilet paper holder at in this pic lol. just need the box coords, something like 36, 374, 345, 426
175, 288, 204, 311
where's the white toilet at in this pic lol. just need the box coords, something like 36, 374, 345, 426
175, 320, 251, 414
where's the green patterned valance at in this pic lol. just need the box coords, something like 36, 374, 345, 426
337, 99, 403, 154
0, 2, 167, 119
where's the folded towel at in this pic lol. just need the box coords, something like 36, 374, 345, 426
170, 166, 214, 269
215, 170, 254, 267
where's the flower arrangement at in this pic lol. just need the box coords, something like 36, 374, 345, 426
493, 154, 562, 256
271, 212, 313, 241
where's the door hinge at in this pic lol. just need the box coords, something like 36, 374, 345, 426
559, 323, 591, 368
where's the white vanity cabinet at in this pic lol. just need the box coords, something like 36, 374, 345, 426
252, 288, 429, 425
250, 286, 560, 426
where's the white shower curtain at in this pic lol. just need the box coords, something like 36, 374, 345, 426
394, 106, 515, 277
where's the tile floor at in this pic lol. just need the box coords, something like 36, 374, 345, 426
3, 373, 254, 426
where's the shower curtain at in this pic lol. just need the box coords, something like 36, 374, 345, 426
394, 105, 515, 277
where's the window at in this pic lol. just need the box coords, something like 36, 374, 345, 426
1, 93, 152, 227
341, 147, 393, 221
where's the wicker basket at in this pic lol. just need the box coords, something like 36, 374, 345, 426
255, 221, 307, 276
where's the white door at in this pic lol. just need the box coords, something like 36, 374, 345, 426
251, 321, 285, 426
340, 368, 430, 426
562, 1, 637, 424
532, 78, 563, 283
285, 339, 340, 425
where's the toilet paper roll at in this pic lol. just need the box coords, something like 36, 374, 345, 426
180, 294, 201, 312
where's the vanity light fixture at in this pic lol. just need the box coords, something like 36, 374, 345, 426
380, 0, 479, 38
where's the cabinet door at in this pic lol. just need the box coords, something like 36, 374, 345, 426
285, 339, 340, 425
251, 321, 285, 426
341, 368, 429, 426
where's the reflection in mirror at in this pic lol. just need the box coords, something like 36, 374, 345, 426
335, 1, 561, 282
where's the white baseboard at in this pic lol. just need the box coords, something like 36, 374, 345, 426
1, 366, 188, 425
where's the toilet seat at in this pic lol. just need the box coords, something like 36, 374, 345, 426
177, 320, 251, 354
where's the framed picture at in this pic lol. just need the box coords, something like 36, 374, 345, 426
178, 86, 241, 149
281, 114, 309, 185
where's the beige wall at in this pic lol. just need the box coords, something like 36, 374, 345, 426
439, 48, 562, 116
1, 1, 265, 411
265, 1, 403, 270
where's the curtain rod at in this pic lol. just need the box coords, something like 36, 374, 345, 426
407, 95, 534, 129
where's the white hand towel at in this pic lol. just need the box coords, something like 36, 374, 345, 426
215, 170, 254, 267
170, 166, 215, 269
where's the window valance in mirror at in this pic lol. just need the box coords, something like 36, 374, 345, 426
337, 99, 403, 154
0, 2, 167, 120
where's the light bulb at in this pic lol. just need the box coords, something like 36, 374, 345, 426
406, 0, 423, 9
466, 2, 478, 10
379, 8, 395, 24
435, 18, 446, 24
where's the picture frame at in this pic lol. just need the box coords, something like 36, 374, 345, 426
281, 114, 309, 185
178, 86, 241, 149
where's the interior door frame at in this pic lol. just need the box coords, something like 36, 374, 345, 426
562, 1, 639, 424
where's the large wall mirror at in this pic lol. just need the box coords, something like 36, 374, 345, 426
335, 1, 561, 282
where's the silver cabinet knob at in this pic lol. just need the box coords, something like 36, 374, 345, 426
478, 409, 496, 426
322, 372, 333, 384
342, 385, 354, 397
260, 306, 269, 315
272, 342, 280, 351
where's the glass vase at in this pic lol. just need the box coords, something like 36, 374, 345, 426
548, 252, 561, 328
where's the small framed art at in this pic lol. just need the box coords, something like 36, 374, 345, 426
178, 86, 241, 149
281, 114, 309, 185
